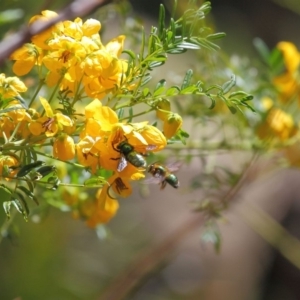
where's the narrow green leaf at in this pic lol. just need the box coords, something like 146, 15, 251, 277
170, 18, 176, 44
17, 160, 45, 177
166, 86, 180, 96
143, 87, 150, 97
139, 26, 145, 61
155, 79, 166, 90
171, 0, 177, 18
117, 107, 124, 119
241, 95, 254, 102
17, 185, 34, 198
141, 75, 152, 86
84, 177, 107, 187
122, 49, 136, 60
12, 198, 29, 221
158, 4, 165, 38
206, 32, 226, 40
128, 107, 133, 122
228, 106, 237, 114
166, 48, 186, 54
177, 42, 200, 50
181, 69, 193, 90
253, 37, 270, 64
221, 75, 236, 94
0, 185, 12, 202
148, 61, 165, 70
3, 201, 11, 218
153, 87, 166, 97
228, 91, 248, 98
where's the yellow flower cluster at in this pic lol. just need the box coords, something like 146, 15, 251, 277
10, 10, 127, 99
273, 42, 300, 103
0, 10, 176, 228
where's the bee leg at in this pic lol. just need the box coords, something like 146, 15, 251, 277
160, 180, 167, 190
110, 157, 120, 160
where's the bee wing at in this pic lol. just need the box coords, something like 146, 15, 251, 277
143, 177, 163, 185
117, 156, 127, 172
166, 162, 181, 173
146, 144, 157, 151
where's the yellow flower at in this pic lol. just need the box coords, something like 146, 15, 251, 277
163, 112, 183, 139
273, 42, 300, 103
0, 155, 19, 179
76, 136, 101, 173
82, 187, 119, 228
10, 44, 43, 76
28, 97, 73, 137
0, 74, 27, 98
257, 107, 298, 141
29, 10, 64, 50
277, 42, 300, 73
81, 36, 127, 99
53, 134, 75, 161
156, 98, 171, 121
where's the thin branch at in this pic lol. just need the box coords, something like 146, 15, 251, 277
99, 154, 261, 300
99, 215, 204, 300
0, 0, 113, 65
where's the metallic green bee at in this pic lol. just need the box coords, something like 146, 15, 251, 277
112, 140, 148, 172
147, 162, 180, 189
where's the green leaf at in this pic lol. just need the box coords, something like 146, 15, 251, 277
148, 61, 165, 69
228, 106, 237, 114
84, 177, 107, 187
228, 91, 248, 98
0, 185, 12, 202
3, 201, 11, 218
206, 32, 226, 40
192, 38, 220, 51
154, 80, 166, 96
181, 69, 193, 90
35, 165, 56, 179
46, 177, 61, 190
12, 198, 29, 221
117, 107, 124, 119
166, 86, 180, 96
122, 49, 136, 60
166, 48, 186, 54
17, 185, 39, 205
253, 37, 270, 64
142, 87, 150, 97
141, 75, 152, 86
17, 160, 45, 177
177, 42, 200, 50
158, 4, 166, 38
139, 27, 146, 61
221, 75, 236, 94
128, 107, 133, 122
269, 48, 285, 75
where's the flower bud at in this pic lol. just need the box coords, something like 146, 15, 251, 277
163, 113, 183, 139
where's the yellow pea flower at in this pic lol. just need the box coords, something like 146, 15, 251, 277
10, 44, 42, 76
0, 74, 27, 98
273, 42, 300, 103
257, 107, 298, 141
28, 97, 73, 137
29, 10, 64, 50
0, 155, 19, 179
83, 187, 119, 228
53, 134, 75, 161
163, 112, 183, 139
156, 98, 171, 121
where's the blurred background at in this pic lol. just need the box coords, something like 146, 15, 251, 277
1, 0, 300, 299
